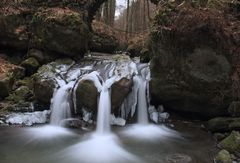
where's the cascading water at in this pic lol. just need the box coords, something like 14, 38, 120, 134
96, 84, 111, 134
120, 63, 180, 140
62, 67, 139, 163
1, 53, 214, 163
50, 84, 72, 125
135, 75, 149, 124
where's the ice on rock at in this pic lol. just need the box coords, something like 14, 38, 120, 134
6, 110, 50, 126
110, 114, 126, 126
149, 106, 159, 123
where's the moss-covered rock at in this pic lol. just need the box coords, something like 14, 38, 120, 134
215, 150, 232, 163
6, 86, 33, 103
90, 32, 118, 53
27, 49, 44, 63
21, 57, 40, 75
208, 117, 240, 132
149, 5, 236, 117
0, 6, 30, 50
219, 131, 240, 153
75, 80, 98, 113
31, 8, 90, 57
33, 59, 74, 106
15, 77, 34, 90
0, 0, 107, 57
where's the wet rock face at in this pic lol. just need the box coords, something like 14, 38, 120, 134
151, 48, 232, 117
149, 8, 235, 118
75, 80, 99, 113
75, 78, 133, 114
111, 78, 133, 112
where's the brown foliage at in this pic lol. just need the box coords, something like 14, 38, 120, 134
0, 56, 18, 80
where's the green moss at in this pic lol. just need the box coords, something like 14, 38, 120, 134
215, 150, 232, 163
21, 57, 40, 75
208, 117, 240, 132
219, 131, 240, 153
22, 57, 39, 67
229, 121, 240, 130
16, 77, 33, 90
6, 86, 33, 103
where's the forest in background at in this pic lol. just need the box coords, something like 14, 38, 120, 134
96, 0, 156, 36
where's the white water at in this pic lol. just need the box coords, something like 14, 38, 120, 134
120, 63, 180, 140
4, 54, 181, 163
50, 83, 72, 125
135, 76, 149, 124
62, 70, 139, 163
96, 85, 111, 134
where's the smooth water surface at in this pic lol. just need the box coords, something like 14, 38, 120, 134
0, 121, 215, 163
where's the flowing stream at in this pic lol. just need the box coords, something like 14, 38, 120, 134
0, 54, 216, 163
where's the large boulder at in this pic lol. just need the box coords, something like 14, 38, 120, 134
33, 59, 75, 106
20, 57, 40, 76
111, 78, 133, 111
0, 6, 30, 50
75, 77, 133, 114
215, 150, 232, 163
149, 5, 238, 117
0, 1, 107, 57
219, 131, 240, 153
208, 117, 240, 132
31, 8, 90, 56
75, 80, 99, 113
90, 21, 119, 53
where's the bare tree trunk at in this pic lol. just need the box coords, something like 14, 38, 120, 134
143, 0, 146, 30
95, 5, 103, 21
125, 0, 130, 41
109, 0, 116, 27
147, 0, 151, 22
103, 1, 109, 25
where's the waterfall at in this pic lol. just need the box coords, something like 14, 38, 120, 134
119, 63, 151, 122
135, 76, 149, 124
96, 85, 111, 134
50, 83, 72, 125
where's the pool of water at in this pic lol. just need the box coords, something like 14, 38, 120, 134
0, 121, 216, 163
